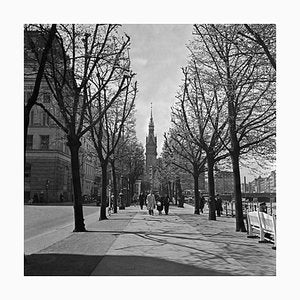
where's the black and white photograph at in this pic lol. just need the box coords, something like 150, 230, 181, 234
2, 0, 299, 299
23, 22, 277, 276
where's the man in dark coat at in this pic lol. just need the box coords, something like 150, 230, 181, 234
200, 196, 205, 213
163, 194, 171, 215
139, 192, 145, 210
216, 194, 223, 217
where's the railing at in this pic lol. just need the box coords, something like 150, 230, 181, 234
223, 201, 276, 218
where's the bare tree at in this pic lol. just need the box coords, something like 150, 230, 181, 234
31, 24, 131, 231
157, 142, 176, 198
176, 66, 230, 219
122, 139, 145, 201
164, 115, 206, 212
108, 114, 137, 211
241, 24, 276, 70
87, 66, 137, 220
193, 24, 276, 231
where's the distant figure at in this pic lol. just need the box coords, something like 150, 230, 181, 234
156, 194, 163, 215
163, 194, 171, 215
28, 198, 33, 204
216, 194, 223, 217
139, 192, 145, 210
259, 202, 267, 213
200, 195, 205, 213
60, 193, 64, 203
146, 191, 156, 215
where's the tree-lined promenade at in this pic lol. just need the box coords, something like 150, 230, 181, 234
162, 24, 275, 231
24, 24, 275, 234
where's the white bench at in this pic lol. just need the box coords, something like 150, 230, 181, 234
247, 211, 276, 250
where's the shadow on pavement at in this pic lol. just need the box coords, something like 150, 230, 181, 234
24, 253, 232, 276
24, 253, 104, 276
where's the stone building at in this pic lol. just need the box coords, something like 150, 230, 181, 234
248, 170, 276, 193
24, 30, 97, 203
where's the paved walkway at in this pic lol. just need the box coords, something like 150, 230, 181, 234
24, 204, 276, 276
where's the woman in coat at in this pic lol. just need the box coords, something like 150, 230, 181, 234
146, 191, 156, 215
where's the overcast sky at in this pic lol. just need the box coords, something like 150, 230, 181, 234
122, 24, 193, 155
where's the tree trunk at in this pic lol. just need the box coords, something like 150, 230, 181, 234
168, 181, 172, 198
100, 162, 108, 220
176, 177, 184, 207
193, 168, 200, 214
129, 179, 135, 204
174, 181, 178, 205
231, 152, 246, 232
227, 75, 246, 232
111, 160, 118, 213
207, 154, 216, 220
67, 136, 86, 232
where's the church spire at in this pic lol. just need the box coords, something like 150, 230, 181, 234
149, 102, 154, 127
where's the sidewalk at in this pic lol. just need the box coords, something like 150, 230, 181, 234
24, 204, 276, 276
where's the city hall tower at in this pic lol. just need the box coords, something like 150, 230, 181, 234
145, 104, 157, 179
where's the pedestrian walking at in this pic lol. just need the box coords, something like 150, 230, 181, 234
156, 194, 163, 215
139, 192, 145, 210
163, 194, 171, 215
146, 191, 156, 215
60, 193, 64, 203
216, 194, 223, 217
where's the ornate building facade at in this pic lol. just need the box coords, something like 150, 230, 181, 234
24, 30, 98, 203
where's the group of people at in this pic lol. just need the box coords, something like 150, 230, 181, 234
199, 194, 223, 216
138, 191, 171, 216
135, 191, 224, 216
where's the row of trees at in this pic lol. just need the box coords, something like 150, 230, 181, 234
162, 24, 276, 232
24, 24, 144, 231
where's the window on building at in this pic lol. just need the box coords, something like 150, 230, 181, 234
43, 93, 51, 103
40, 135, 49, 150
27, 135, 33, 150
30, 110, 34, 126
25, 163, 31, 178
42, 112, 50, 126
